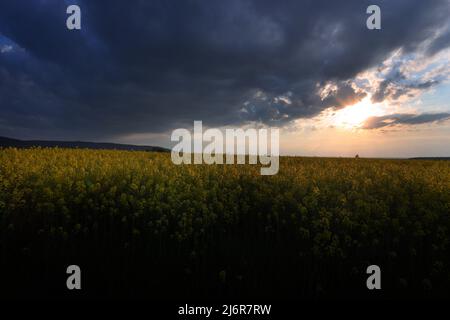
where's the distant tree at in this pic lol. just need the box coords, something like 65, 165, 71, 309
355, 154, 360, 158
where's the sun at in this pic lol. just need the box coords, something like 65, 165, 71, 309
332, 96, 382, 129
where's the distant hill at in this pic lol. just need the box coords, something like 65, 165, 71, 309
0, 136, 169, 152
409, 157, 450, 161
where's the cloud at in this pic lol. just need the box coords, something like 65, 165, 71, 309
362, 113, 450, 129
427, 25, 450, 56
239, 82, 366, 125
0, 45, 13, 53
0, 0, 449, 140
371, 58, 443, 103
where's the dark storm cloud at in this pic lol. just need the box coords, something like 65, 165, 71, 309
362, 113, 450, 129
0, 0, 449, 140
240, 81, 367, 125
427, 25, 450, 56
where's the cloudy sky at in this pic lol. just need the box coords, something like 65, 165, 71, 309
0, 0, 449, 157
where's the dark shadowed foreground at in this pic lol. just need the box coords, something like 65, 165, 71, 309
1, 148, 449, 299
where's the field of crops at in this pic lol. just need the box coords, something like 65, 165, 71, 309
1, 148, 449, 299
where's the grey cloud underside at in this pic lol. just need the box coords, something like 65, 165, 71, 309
371, 65, 442, 103
362, 113, 450, 129
0, 0, 449, 140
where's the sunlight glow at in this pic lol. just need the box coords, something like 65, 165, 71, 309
332, 96, 383, 129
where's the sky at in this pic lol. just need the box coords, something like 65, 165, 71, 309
0, 0, 449, 157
